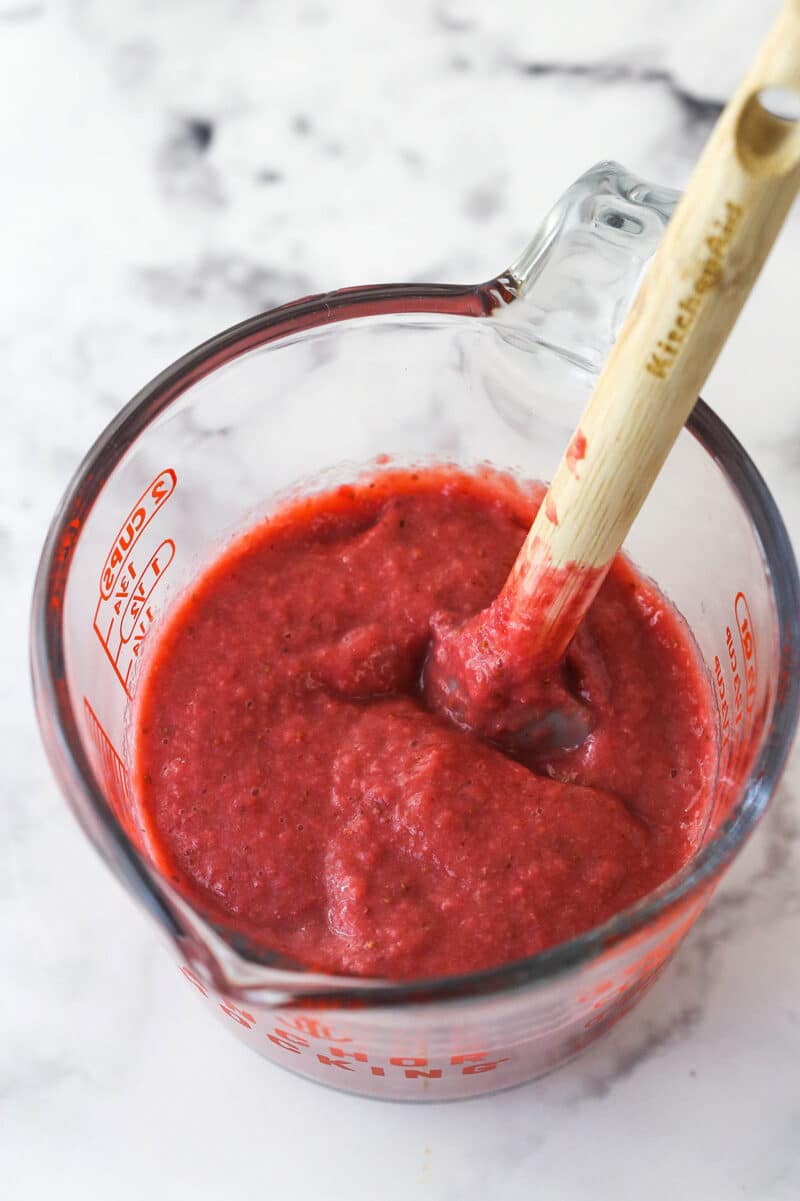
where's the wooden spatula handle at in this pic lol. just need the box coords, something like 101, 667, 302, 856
505, 0, 800, 662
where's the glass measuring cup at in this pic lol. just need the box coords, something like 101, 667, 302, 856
31, 162, 800, 1101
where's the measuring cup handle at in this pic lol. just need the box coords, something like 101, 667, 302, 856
498, 161, 680, 372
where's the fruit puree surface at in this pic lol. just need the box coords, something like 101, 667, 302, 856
133, 466, 717, 979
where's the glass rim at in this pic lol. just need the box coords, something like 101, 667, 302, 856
30, 278, 800, 1007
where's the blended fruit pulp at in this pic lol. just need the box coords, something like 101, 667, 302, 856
133, 466, 717, 979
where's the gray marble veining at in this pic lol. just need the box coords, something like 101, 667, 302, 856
3, 1, 800, 1198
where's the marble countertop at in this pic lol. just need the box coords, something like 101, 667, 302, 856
4, 1, 800, 1197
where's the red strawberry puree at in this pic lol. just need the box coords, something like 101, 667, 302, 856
133, 466, 717, 979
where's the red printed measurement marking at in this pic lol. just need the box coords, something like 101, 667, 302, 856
180, 966, 208, 997
734, 592, 757, 719
83, 697, 140, 846
275, 1014, 353, 1043
714, 589, 758, 762
93, 469, 177, 696
181, 976, 514, 1084
219, 1001, 255, 1029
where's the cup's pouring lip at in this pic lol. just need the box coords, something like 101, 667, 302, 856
30, 171, 800, 1007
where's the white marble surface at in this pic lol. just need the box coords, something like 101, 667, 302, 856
4, 1, 800, 1197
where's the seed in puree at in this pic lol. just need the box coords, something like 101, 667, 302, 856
133, 466, 717, 980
